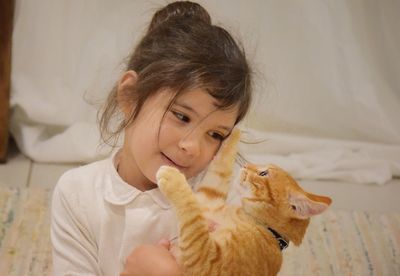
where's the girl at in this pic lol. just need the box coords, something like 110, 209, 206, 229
51, 1, 252, 275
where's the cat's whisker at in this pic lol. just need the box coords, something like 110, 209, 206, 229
235, 152, 248, 167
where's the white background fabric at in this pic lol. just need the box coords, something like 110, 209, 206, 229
10, 0, 400, 184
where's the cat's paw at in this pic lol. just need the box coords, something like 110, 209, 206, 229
156, 165, 181, 182
156, 166, 186, 196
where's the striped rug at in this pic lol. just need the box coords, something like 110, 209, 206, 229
0, 187, 52, 275
280, 210, 400, 276
0, 187, 399, 275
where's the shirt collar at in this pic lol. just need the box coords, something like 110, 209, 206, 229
102, 150, 171, 209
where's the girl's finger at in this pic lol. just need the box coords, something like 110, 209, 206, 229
157, 238, 171, 249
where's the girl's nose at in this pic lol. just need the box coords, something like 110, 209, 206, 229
178, 132, 201, 157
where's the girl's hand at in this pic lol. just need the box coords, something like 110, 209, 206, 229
120, 239, 182, 276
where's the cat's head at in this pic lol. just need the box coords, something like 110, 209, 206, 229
240, 163, 332, 244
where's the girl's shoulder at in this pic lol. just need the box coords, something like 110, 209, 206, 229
58, 158, 109, 184
54, 157, 112, 201
51, 158, 114, 239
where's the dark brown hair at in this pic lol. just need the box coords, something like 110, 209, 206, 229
99, 1, 252, 146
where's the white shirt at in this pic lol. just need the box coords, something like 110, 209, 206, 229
51, 152, 179, 276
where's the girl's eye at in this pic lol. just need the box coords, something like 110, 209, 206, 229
172, 111, 190, 123
208, 131, 226, 141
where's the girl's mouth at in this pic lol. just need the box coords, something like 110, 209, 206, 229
161, 153, 187, 170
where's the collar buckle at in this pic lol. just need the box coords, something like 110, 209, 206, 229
267, 227, 289, 251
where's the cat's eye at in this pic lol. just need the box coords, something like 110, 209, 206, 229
291, 205, 297, 211
259, 170, 268, 176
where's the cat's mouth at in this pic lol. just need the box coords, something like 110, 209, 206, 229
237, 168, 253, 197
240, 168, 247, 184
239, 168, 251, 187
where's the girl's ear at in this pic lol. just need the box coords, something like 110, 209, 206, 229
117, 70, 138, 118
288, 192, 332, 219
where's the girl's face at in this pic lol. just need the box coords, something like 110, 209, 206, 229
119, 88, 238, 191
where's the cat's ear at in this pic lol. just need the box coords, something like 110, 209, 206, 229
288, 192, 332, 219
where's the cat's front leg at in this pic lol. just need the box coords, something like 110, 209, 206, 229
157, 166, 216, 273
196, 128, 241, 200
156, 166, 192, 205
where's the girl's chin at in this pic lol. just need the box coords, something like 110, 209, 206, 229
146, 174, 157, 186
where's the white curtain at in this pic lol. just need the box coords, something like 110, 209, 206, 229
10, 0, 400, 184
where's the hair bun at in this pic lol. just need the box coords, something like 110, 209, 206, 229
149, 1, 211, 31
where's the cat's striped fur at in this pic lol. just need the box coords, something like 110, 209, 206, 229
157, 129, 332, 276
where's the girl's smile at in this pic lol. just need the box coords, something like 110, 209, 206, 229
161, 152, 189, 170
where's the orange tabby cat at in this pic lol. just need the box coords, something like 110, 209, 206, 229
156, 129, 332, 276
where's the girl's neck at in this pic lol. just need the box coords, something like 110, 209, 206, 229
115, 150, 157, 192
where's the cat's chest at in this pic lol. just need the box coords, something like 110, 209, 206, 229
204, 208, 240, 234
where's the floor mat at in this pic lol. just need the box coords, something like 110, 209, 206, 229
0, 187, 52, 275
280, 209, 400, 275
0, 187, 399, 275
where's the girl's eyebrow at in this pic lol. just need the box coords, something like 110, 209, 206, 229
174, 102, 199, 117
173, 102, 232, 132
